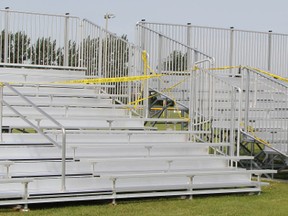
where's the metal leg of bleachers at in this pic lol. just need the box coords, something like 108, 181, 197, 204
111, 178, 117, 205
21, 182, 30, 212
256, 174, 261, 195
188, 176, 195, 200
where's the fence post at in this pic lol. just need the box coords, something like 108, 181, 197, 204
4, 7, 10, 64
186, 23, 192, 70
140, 19, 146, 51
98, 29, 103, 77
78, 20, 83, 69
64, 13, 70, 67
229, 27, 234, 74
267, 30, 272, 71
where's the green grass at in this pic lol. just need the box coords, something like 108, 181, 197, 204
0, 181, 287, 216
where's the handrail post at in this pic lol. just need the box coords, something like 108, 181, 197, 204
127, 45, 133, 113
64, 13, 70, 67
0, 85, 3, 142
4, 7, 10, 64
230, 87, 236, 157
143, 51, 149, 118
189, 66, 195, 133
157, 34, 163, 90
244, 68, 250, 132
61, 127, 66, 192
236, 87, 242, 158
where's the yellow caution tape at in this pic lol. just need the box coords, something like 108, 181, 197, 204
248, 67, 288, 83
55, 74, 162, 84
208, 66, 241, 71
141, 50, 157, 75
207, 65, 288, 83
241, 123, 271, 146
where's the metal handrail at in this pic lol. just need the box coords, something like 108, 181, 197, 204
192, 65, 243, 158
239, 66, 288, 156
242, 66, 288, 88
1, 83, 67, 191
136, 23, 215, 61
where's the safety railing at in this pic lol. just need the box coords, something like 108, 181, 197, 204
136, 23, 243, 157
0, 9, 145, 115
240, 66, 288, 156
136, 23, 214, 117
138, 21, 288, 78
0, 83, 67, 191
189, 64, 242, 157
0, 8, 81, 69
81, 19, 143, 109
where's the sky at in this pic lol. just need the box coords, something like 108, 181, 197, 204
1, 0, 288, 41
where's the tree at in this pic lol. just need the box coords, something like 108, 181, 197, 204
81, 36, 101, 75
1, 30, 31, 64
30, 37, 61, 65
104, 35, 129, 78
163, 50, 187, 71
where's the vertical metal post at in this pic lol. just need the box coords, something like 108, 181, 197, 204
189, 67, 194, 133
138, 20, 149, 118
140, 19, 146, 51
244, 68, 250, 131
186, 23, 192, 71
22, 182, 29, 212
78, 20, 84, 69
0, 85, 3, 142
157, 34, 163, 90
143, 51, 149, 118
188, 176, 194, 200
267, 30, 273, 71
230, 87, 236, 157
98, 30, 103, 77
112, 178, 117, 205
61, 128, 67, 192
236, 88, 242, 158
104, 21, 108, 76
188, 51, 198, 133
229, 27, 234, 74
4, 7, 10, 64
127, 45, 133, 113
64, 13, 70, 67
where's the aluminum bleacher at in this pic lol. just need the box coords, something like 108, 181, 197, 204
0, 8, 278, 210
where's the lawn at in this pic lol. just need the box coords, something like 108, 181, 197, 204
0, 180, 287, 216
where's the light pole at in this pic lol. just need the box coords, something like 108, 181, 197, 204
104, 13, 115, 75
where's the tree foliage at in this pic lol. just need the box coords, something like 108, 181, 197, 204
163, 50, 188, 71
1, 30, 31, 64
1, 31, 130, 79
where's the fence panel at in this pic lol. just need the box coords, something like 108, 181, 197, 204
139, 22, 288, 77
241, 67, 288, 155
0, 9, 81, 68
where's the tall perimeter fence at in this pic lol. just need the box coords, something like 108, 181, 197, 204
0, 8, 143, 77
138, 21, 288, 78
0, 8, 144, 108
